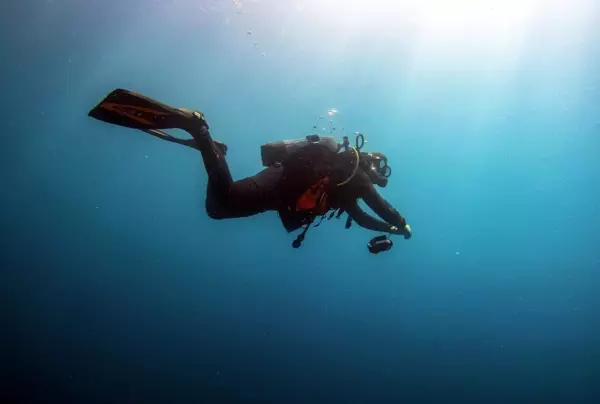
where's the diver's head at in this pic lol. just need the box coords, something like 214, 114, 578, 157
360, 152, 391, 187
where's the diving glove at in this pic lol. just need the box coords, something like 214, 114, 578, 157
403, 224, 412, 239
390, 224, 412, 239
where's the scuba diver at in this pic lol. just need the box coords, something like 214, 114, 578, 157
88, 89, 412, 253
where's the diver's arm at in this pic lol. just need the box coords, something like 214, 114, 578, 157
345, 200, 396, 233
361, 182, 408, 232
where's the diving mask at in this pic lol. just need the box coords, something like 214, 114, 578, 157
362, 152, 392, 187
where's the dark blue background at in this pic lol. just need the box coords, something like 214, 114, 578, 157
2, 1, 599, 403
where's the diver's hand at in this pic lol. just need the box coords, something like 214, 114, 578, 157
402, 224, 412, 239
390, 224, 412, 239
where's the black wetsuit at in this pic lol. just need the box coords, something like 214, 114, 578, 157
337, 170, 407, 233
194, 130, 407, 234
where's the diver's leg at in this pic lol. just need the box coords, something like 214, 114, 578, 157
174, 110, 282, 219
187, 124, 235, 202
177, 116, 242, 218
184, 117, 282, 218
205, 165, 283, 219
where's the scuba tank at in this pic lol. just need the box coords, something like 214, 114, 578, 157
267, 130, 391, 253
261, 134, 339, 167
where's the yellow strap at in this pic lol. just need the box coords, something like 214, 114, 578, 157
337, 147, 360, 187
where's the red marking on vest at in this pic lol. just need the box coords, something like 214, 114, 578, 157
296, 177, 330, 214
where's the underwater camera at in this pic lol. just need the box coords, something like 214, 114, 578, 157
367, 235, 393, 254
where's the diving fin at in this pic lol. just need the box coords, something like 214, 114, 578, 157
88, 88, 208, 131
143, 129, 198, 150
89, 88, 228, 153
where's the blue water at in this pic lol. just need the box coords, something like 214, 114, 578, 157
2, 1, 599, 403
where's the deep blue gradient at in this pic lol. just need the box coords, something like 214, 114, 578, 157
2, 1, 599, 403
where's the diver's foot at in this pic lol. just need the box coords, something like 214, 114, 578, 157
174, 108, 227, 155
176, 108, 210, 136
